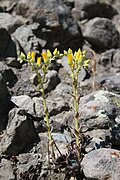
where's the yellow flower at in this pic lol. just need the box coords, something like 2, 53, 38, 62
68, 53, 74, 68
75, 49, 83, 64
30, 51, 36, 63
42, 51, 48, 63
18, 52, 26, 63
53, 48, 59, 57
63, 50, 67, 56
47, 49, 52, 58
68, 48, 73, 54
27, 52, 31, 60
37, 57, 41, 67
84, 59, 90, 69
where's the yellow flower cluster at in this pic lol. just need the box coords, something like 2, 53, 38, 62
19, 48, 62, 68
64, 48, 90, 70
19, 48, 91, 71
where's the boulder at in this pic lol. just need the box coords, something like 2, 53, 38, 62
113, 50, 120, 68
54, 82, 72, 95
100, 74, 120, 94
16, 153, 42, 179
81, 148, 120, 180
0, 108, 40, 156
0, 13, 25, 34
33, 93, 70, 117
0, 73, 10, 131
0, 62, 18, 88
72, 0, 118, 21
13, 24, 45, 54
83, 17, 119, 50
30, 70, 61, 93
15, 0, 83, 50
11, 95, 35, 114
10, 64, 37, 97
0, 73, 9, 102
0, 27, 17, 58
99, 49, 117, 66
0, 158, 15, 180
79, 90, 120, 131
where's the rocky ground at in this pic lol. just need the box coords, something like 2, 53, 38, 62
0, 0, 120, 179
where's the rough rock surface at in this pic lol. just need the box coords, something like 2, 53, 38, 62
72, 0, 118, 21
79, 90, 120, 130
0, 158, 15, 180
0, 0, 120, 179
0, 108, 40, 156
81, 148, 120, 180
0, 27, 17, 58
83, 17, 119, 50
0, 13, 25, 34
11, 95, 35, 114
13, 24, 44, 54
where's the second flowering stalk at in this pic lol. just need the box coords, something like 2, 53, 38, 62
64, 48, 90, 160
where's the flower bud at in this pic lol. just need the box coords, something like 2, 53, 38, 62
37, 57, 41, 67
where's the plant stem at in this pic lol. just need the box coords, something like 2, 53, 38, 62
41, 83, 52, 142
36, 69, 54, 158
71, 70, 80, 159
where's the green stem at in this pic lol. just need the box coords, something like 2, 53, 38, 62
36, 69, 53, 146
41, 83, 52, 142
71, 70, 80, 159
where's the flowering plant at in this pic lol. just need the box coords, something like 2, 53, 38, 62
19, 48, 91, 162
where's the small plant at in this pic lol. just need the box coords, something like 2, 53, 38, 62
19, 49, 63, 161
19, 48, 92, 179
63, 48, 90, 160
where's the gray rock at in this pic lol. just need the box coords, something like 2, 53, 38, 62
0, 73, 9, 101
0, 13, 25, 34
52, 132, 72, 143
72, 0, 118, 21
0, 27, 17, 58
33, 93, 70, 117
30, 70, 61, 93
0, 158, 15, 180
0, 108, 39, 156
0, 73, 11, 131
11, 95, 35, 114
84, 129, 112, 142
16, 153, 42, 179
81, 148, 120, 180
100, 74, 120, 94
79, 90, 120, 131
54, 82, 72, 95
115, 116, 120, 125
0, 61, 18, 88
85, 137, 108, 153
99, 49, 117, 66
110, 123, 120, 147
5, 57, 22, 68
10, 64, 37, 97
45, 70, 61, 93
113, 50, 120, 68
13, 24, 45, 54
0, 27, 10, 56
83, 17, 119, 50
32, 97, 44, 117
47, 95, 70, 116
16, 0, 82, 50
112, 14, 120, 34
0, 6, 4, 12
